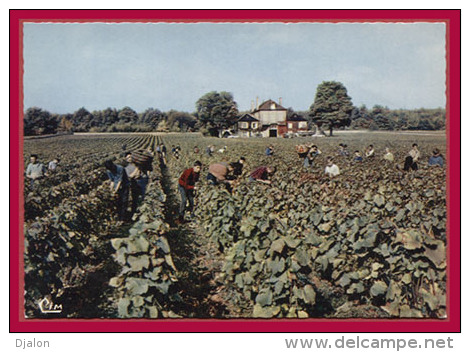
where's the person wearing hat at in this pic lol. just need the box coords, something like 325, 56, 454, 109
428, 148, 444, 167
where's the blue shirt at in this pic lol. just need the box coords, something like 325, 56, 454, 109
107, 165, 129, 191
428, 155, 444, 167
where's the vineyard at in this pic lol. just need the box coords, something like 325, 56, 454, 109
23, 131, 447, 319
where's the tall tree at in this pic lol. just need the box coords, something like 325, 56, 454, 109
24, 107, 58, 135
57, 116, 73, 133
139, 108, 164, 129
72, 107, 94, 131
196, 91, 239, 136
118, 106, 139, 124
166, 110, 197, 132
371, 105, 395, 130
309, 81, 354, 136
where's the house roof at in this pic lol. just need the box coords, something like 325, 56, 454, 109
238, 114, 258, 122
254, 99, 287, 112
288, 114, 307, 122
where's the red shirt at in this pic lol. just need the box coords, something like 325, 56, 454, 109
179, 168, 199, 190
250, 166, 268, 180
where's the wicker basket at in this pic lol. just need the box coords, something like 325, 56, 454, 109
132, 150, 154, 171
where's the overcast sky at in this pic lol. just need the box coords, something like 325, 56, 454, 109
23, 22, 446, 114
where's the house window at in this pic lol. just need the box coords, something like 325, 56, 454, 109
299, 121, 307, 129
252, 122, 258, 129
241, 122, 248, 129
271, 103, 276, 109
288, 123, 293, 129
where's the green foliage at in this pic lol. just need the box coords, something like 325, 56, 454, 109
349, 106, 446, 131
24, 107, 58, 136
196, 91, 239, 136
72, 107, 94, 132
309, 81, 354, 136
139, 108, 164, 129
164, 132, 447, 319
166, 110, 197, 132
118, 106, 139, 124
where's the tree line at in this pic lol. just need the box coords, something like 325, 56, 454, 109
24, 106, 198, 136
24, 81, 445, 136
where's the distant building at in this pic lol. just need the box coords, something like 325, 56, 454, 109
234, 98, 310, 138
252, 99, 288, 138
237, 114, 259, 137
286, 114, 308, 135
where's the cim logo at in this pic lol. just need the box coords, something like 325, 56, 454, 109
38, 297, 63, 314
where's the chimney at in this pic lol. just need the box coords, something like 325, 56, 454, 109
256, 96, 259, 110
279, 97, 282, 106
251, 100, 254, 112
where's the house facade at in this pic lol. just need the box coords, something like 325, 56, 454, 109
235, 99, 310, 138
286, 114, 308, 135
253, 99, 287, 137
237, 114, 259, 137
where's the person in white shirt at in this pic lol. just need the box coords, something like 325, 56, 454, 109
325, 157, 340, 177
26, 154, 47, 186
409, 143, 420, 163
365, 144, 375, 158
48, 158, 59, 171
403, 143, 420, 171
383, 148, 394, 162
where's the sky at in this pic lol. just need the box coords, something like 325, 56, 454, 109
22, 22, 446, 114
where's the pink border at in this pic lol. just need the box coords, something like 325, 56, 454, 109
10, 9, 460, 333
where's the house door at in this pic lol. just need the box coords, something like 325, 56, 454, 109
269, 129, 277, 137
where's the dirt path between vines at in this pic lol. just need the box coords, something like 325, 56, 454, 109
158, 163, 232, 318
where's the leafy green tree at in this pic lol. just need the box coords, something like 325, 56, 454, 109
57, 115, 73, 133
101, 108, 119, 126
24, 107, 58, 135
371, 105, 395, 130
196, 91, 239, 136
139, 108, 164, 129
309, 81, 354, 136
72, 107, 94, 131
118, 106, 139, 124
166, 110, 197, 132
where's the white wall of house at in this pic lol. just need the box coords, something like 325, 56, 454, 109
254, 110, 286, 126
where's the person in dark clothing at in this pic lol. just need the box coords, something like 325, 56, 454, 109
230, 157, 246, 178
178, 161, 202, 222
403, 155, 418, 171
105, 159, 130, 223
